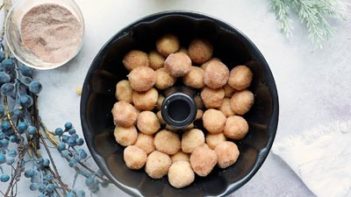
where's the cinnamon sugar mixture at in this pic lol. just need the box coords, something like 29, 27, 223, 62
20, 4, 82, 64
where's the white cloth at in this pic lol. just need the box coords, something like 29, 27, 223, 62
272, 121, 351, 197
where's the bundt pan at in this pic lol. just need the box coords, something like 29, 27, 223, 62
80, 11, 279, 197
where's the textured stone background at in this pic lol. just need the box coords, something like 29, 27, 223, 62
1, 0, 350, 196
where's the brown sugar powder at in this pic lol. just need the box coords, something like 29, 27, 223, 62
20, 4, 83, 64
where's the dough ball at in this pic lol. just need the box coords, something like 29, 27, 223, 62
200, 87, 225, 108
114, 126, 138, 146
164, 52, 192, 77
181, 129, 205, 153
185, 123, 194, 130
190, 145, 217, 177
149, 51, 165, 70
202, 109, 226, 134
183, 66, 205, 89
188, 39, 213, 64
206, 133, 226, 149
228, 65, 253, 91
111, 101, 138, 127
156, 34, 180, 57
224, 115, 249, 140
220, 98, 234, 117
123, 145, 147, 170
195, 109, 203, 120
132, 88, 158, 111
157, 95, 165, 110
155, 68, 176, 90
201, 58, 219, 70
135, 133, 155, 154
224, 84, 235, 98
157, 111, 165, 124
128, 66, 156, 92
194, 95, 204, 109
171, 152, 190, 162
115, 80, 132, 103
154, 130, 180, 155
230, 90, 254, 115
122, 50, 149, 71
137, 111, 160, 135
168, 161, 195, 188
145, 151, 172, 179
165, 124, 177, 131
215, 141, 240, 168
204, 59, 229, 89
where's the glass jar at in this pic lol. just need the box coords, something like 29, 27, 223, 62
5, 0, 85, 70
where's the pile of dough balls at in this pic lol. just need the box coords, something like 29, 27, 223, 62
111, 34, 254, 189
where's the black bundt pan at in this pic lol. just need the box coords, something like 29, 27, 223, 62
80, 11, 279, 197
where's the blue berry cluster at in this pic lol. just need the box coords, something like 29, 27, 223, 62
0, 49, 109, 196
55, 122, 87, 162
55, 122, 109, 193
24, 157, 86, 197
0, 50, 43, 187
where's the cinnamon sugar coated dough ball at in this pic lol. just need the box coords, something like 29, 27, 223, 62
111, 101, 138, 127
224, 84, 235, 98
206, 133, 226, 149
224, 115, 249, 140
132, 88, 158, 111
154, 130, 180, 155
185, 123, 194, 130
215, 141, 240, 168
201, 87, 225, 108
201, 58, 219, 70
183, 66, 205, 89
122, 50, 149, 71
230, 90, 254, 115
188, 39, 213, 64
228, 65, 253, 91
202, 109, 226, 134
123, 145, 147, 170
164, 52, 192, 77
128, 66, 156, 92
194, 96, 204, 109
145, 151, 172, 179
168, 161, 195, 188
220, 98, 234, 117
156, 34, 180, 56
204, 59, 229, 89
181, 129, 205, 153
115, 80, 132, 103
155, 68, 176, 90
135, 133, 155, 154
137, 111, 160, 135
149, 51, 165, 70
157, 95, 165, 110
190, 145, 217, 176
157, 111, 165, 124
114, 126, 137, 146
165, 124, 177, 131
171, 152, 189, 162
195, 109, 203, 120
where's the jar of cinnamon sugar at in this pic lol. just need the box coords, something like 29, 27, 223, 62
5, 0, 84, 70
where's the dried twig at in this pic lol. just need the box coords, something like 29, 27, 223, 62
3, 97, 26, 197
